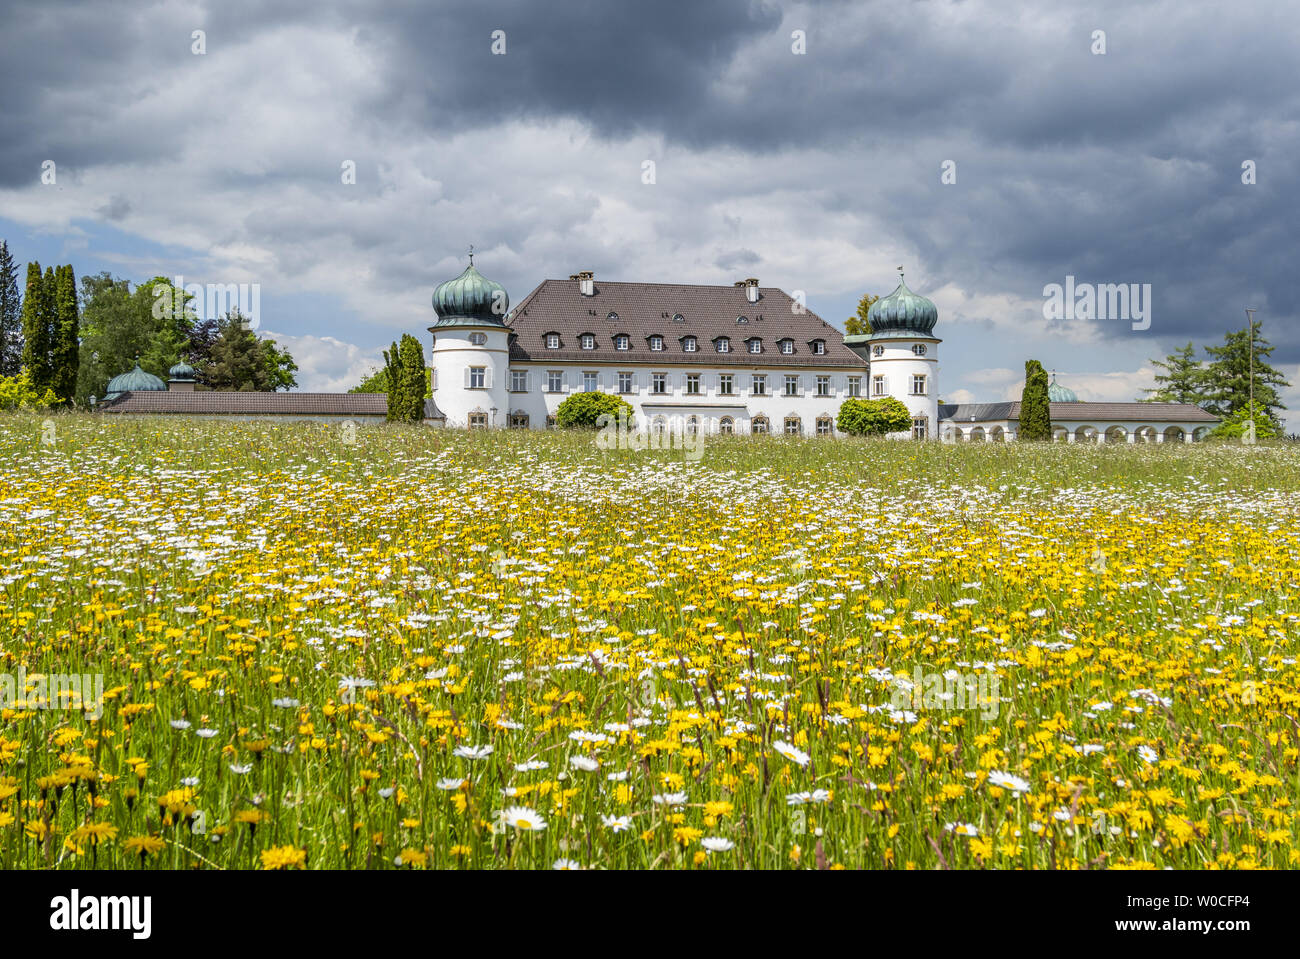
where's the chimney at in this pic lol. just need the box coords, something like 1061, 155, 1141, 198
577, 271, 595, 296
740, 277, 759, 303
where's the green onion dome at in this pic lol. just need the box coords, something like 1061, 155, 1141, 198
168, 360, 197, 382
105, 361, 166, 400
1048, 374, 1078, 403
867, 272, 938, 337
431, 261, 509, 328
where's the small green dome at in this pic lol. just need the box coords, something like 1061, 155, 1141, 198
868, 272, 938, 337
169, 359, 197, 381
105, 362, 166, 399
1048, 374, 1078, 403
431, 261, 509, 328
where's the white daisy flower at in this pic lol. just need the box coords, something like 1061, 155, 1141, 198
499, 806, 546, 831
771, 740, 811, 767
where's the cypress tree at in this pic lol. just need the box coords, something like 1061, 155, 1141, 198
397, 334, 426, 422
52, 265, 80, 405
20, 261, 54, 390
1019, 359, 1051, 440
383, 340, 404, 422
0, 241, 21, 377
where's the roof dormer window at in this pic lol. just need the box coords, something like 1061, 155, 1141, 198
811, 339, 826, 355
682, 336, 697, 352
614, 334, 630, 350
715, 337, 731, 353
546, 332, 560, 349
607, 311, 619, 322
649, 335, 664, 351
747, 338, 762, 354
778, 338, 794, 355
580, 333, 596, 350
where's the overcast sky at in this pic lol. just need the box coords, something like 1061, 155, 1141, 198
2, 0, 1297, 423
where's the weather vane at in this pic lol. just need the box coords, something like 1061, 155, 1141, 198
897, 265, 905, 282
468, 244, 474, 266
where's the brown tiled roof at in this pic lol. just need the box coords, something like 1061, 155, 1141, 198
504, 278, 867, 368
939, 401, 1218, 423
100, 391, 446, 419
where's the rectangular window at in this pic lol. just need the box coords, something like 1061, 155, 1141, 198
618, 372, 634, 394
784, 374, 799, 397
748, 340, 761, 354
848, 376, 861, 397
718, 374, 733, 395
581, 334, 595, 350
546, 333, 560, 349
912, 417, 928, 440
813, 341, 825, 355
751, 374, 766, 396
509, 412, 529, 429
547, 371, 563, 393
911, 374, 927, 395
716, 339, 730, 353
780, 340, 793, 354
649, 336, 664, 351
685, 374, 700, 395
510, 370, 528, 392
873, 375, 886, 396
468, 412, 488, 429
816, 375, 830, 397
583, 371, 598, 392
652, 373, 667, 395
469, 367, 486, 389
615, 335, 629, 350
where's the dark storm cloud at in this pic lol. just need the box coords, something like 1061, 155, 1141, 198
1, 0, 1298, 369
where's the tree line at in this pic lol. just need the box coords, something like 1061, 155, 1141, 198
0, 239, 298, 409
1142, 327, 1290, 438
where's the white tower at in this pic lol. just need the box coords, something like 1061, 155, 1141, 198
429, 250, 511, 428
862, 268, 940, 439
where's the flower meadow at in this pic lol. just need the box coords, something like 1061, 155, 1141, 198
1, 415, 1299, 871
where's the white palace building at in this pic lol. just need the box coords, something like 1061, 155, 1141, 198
424, 258, 1217, 441
99, 255, 1218, 440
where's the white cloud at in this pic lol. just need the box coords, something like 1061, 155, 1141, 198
261, 331, 382, 393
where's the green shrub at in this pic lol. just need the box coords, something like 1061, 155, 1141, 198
555, 391, 635, 429
837, 396, 912, 436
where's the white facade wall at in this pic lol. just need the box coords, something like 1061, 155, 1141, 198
864, 336, 940, 438
430, 325, 511, 427
496, 363, 868, 436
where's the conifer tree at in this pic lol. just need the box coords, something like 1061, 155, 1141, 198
1202, 321, 1289, 429
0, 241, 21, 377
397, 334, 426, 422
383, 340, 404, 422
1019, 359, 1051, 440
52, 265, 80, 405
20, 261, 54, 390
1141, 342, 1207, 405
